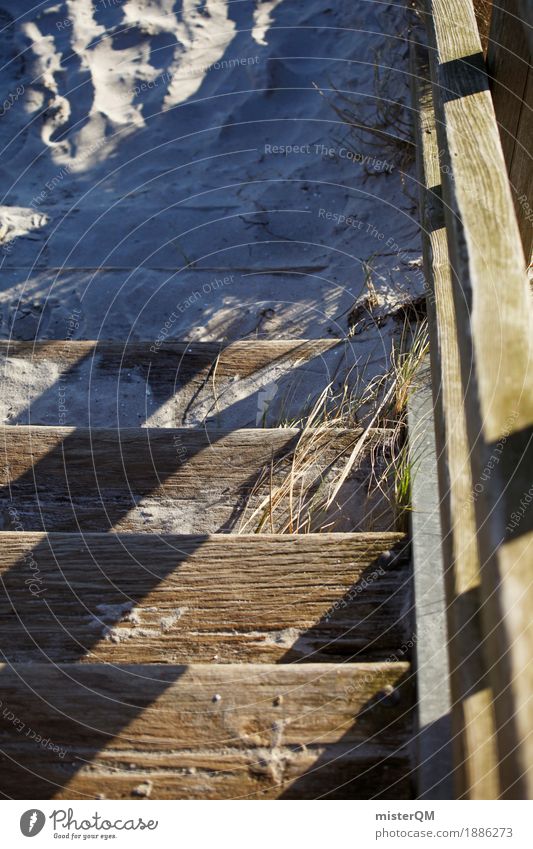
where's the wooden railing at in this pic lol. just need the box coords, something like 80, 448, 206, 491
411, 0, 533, 799
486, 0, 533, 264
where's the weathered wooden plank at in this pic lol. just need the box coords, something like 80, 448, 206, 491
0, 531, 410, 663
0, 662, 413, 799
424, 0, 533, 797
0, 426, 396, 533
410, 41, 499, 799
486, 0, 533, 264
406, 362, 453, 800
4, 745, 412, 801
0, 340, 378, 429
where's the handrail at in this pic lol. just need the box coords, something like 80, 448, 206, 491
410, 39, 500, 800
415, 0, 533, 798
486, 0, 533, 263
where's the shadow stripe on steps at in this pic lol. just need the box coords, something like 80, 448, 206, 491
0, 426, 398, 533
0, 339, 391, 429
0, 662, 414, 800
0, 531, 412, 663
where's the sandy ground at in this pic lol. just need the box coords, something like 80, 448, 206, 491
0, 0, 424, 424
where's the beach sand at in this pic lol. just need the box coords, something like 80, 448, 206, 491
0, 0, 424, 424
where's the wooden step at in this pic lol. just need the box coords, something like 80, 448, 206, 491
0, 531, 411, 663
0, 426, 396, 533
0, 662, 414, 799
0, 267, 361, 343
0, 340, 387, 428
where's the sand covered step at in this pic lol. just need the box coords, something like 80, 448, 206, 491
0, 426, 397, 534
0, 531, 411, 664
0, 662, 414, 800
0, 266, 403, 344
0, 339, 383, 429
0, 267, 356, 342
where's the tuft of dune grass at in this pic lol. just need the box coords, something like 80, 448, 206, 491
238, 321, 429, 534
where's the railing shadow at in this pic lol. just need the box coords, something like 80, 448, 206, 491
0, 537, 415, 799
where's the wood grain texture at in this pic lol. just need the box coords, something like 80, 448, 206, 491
0, 662, 413, 799
0, 532, 411, 663
486, 0, 533, 264
425, 0, 533, 434
406, 363, 453, 799
410, 41, 499, 799
0, 340, 345, 376
0, 426, 396, 533
424, 0, 533, 797
0, 339, 375, 429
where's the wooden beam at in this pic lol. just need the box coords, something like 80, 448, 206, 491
0, 339, 367, 428
0, 662, 413, 799
486, 0, 533, 264
407, 362, 453, 799
424, 0, 533, 797
0, 531, 410, 663
0, 426, 396, 533
410, 39, 499, 799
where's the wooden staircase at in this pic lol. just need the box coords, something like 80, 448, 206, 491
0, 0, 530, 805
0, 340, 415, 799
